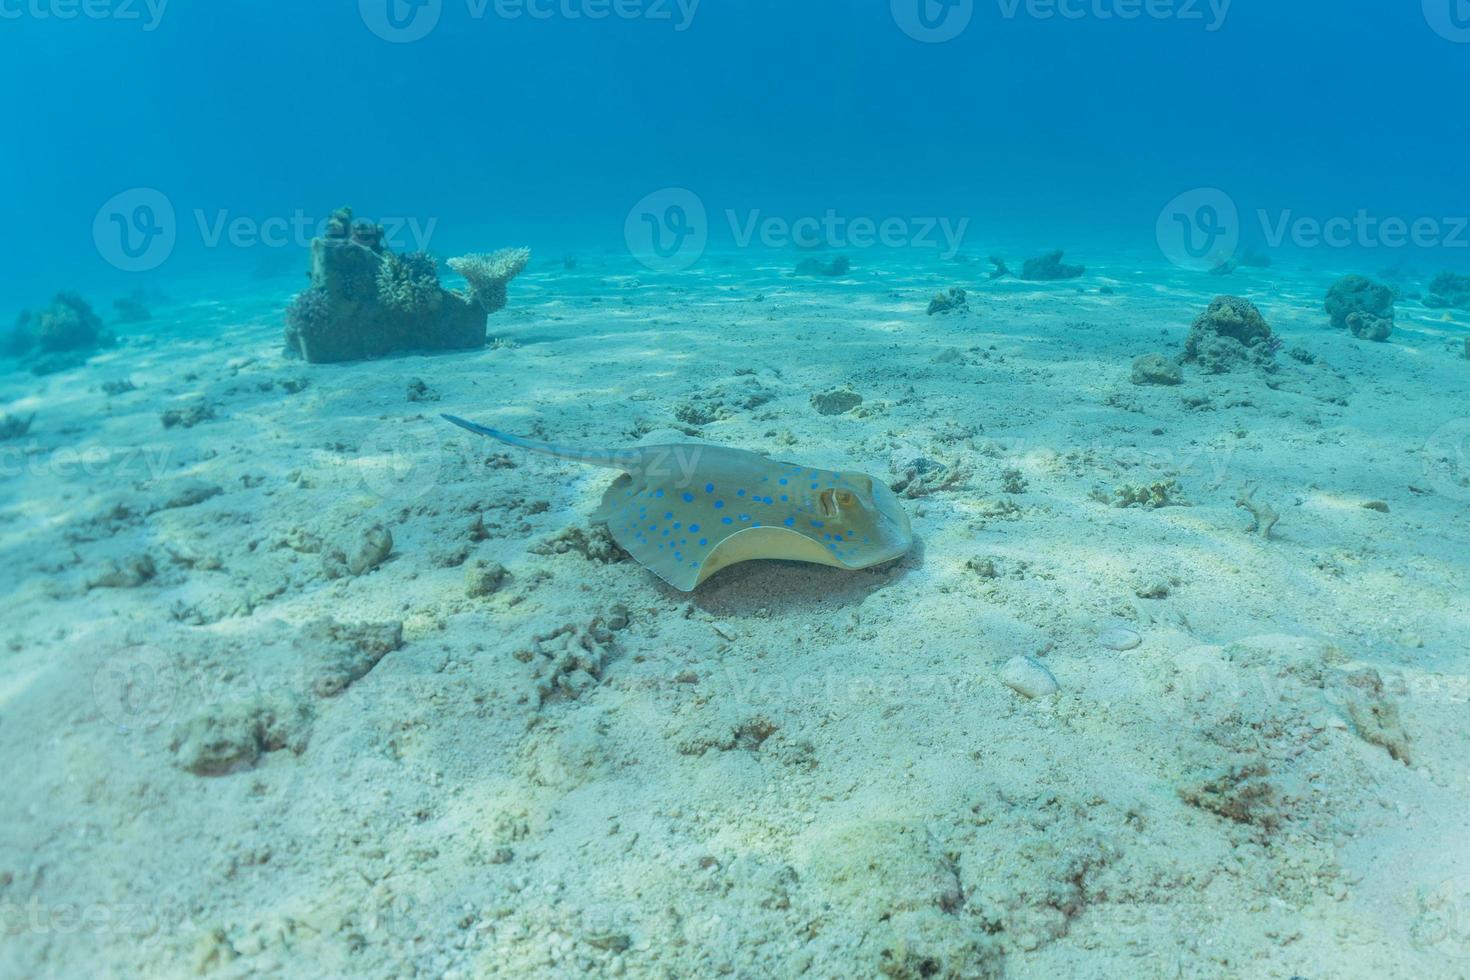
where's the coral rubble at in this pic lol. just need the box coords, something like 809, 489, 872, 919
927, 287, 968, 316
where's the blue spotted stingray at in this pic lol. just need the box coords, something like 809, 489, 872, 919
442, 415, 913, 591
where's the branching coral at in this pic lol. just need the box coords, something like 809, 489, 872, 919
376, 251, 443, 316
448, 247, 531, 314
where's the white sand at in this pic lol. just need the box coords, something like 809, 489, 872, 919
2, 252, 1468, 978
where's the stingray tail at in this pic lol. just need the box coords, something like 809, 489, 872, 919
440, 415, 640, 470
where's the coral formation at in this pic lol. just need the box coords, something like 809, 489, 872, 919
926, 287, 968, 316
1182, 296, 1276, 373
1019, 250, 1084, 280
283, 206, 528, 363
1325, 275, 1395, 342
987, 255, 1010, 279
1424, 271, 1470, 310
6, 292, 115, 374
447, 248, 531, 314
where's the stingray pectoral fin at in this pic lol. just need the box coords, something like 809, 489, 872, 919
693, 526, 850, 588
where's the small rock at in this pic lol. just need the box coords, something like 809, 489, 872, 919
347, 525, 393, 576
163, 481, 223, 510
1131, 353, 1183, 386
465, 559, 507, 597
810, 387, 863, 416
406, 378, 439, 402
87, 554, 156, 590
1000, 656, 1059, 699
1361, 500, 1389, 513
1098, 626, 1142, 651
1135, 580, 1170, 599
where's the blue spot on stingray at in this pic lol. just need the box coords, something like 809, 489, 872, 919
655, 489, 664, 498
762, 496, 774, 504
783, 517, 795, 527
722, 517, 733, 525
780, 495, 789, 502
739, 514, 750, 522
779, 478, 788, 485
811, 520, 824, 528
682, 492, 694, 502
714, 500, 725, 509
705, 483, 714, 493
675, 551, 682, 560
689, 523, 700, 532
665, 512, 674, 520
698, 538, 707, 546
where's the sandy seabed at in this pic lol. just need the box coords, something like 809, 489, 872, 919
2, 250, 1469, 979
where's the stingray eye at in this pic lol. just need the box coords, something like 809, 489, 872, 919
818, 489, 856, 519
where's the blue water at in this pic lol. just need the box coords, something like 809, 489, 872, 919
2, 1, 1467, 311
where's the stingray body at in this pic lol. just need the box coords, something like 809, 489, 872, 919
443, 415, 913, 591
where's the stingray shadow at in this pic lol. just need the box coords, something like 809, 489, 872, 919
663, 534, 927, 616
